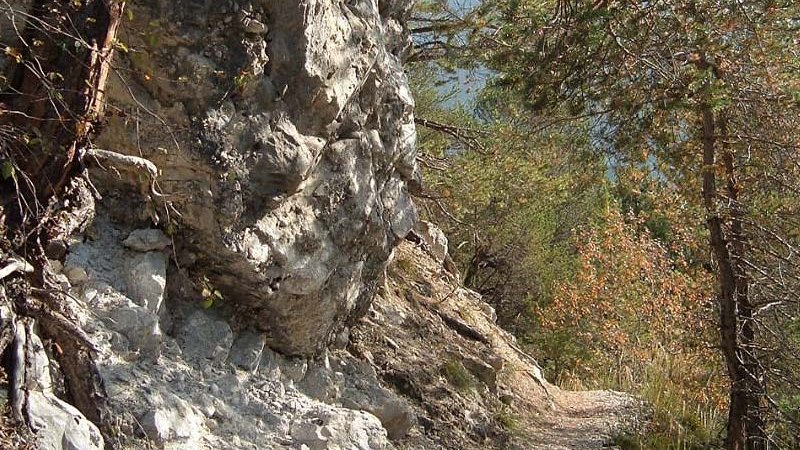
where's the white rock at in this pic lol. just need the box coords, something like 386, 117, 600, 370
105, 304, 162, 357
125, 251, 167, 313
290, 409, 388, 450
122, 229, 171, 252
413, 221, 449, 263
140, 395, 204, 444
28, 391, 104, 450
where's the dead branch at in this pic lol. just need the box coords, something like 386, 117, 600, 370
415, 117, 489, 154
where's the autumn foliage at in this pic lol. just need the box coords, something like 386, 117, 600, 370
540, 209, 727, 446
544, 209, 709, 363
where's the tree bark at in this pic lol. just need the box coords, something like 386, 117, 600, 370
701, 107, 765, 450
720, 124, 766, 450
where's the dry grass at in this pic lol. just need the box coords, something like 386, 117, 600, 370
0, 404, 35, 450
557, 345, 726, 450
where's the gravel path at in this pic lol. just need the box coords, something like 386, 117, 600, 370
521, 389, 639, 449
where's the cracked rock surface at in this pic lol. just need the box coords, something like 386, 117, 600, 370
95, 0, 420, 356
57, 218, 392, 450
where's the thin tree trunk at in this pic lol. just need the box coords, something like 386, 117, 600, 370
701, 107, 747, 450
720, 124, 766, 450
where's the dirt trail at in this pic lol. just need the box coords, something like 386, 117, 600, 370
520, 389, 638, 449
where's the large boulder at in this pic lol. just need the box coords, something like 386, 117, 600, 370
95, 0, 420, 356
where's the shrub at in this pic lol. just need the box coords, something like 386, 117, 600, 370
441, 357, 475, 392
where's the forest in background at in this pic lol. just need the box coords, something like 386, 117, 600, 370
408, 0, 800, 448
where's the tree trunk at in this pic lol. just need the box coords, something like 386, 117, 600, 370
701, 107, 765, 450
720, 125, 767, 450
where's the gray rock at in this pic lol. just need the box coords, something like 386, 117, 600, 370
228, 330, 267, 372
258, 346, 285, 381
413, 221, 449, 264
176, 311, 233, 363
281, 356, 309, 383
463, 356, 498, 392
332, 327, 350, 349
140, 395, 204, 444
49, 0, 433, 447
125, 251, 167, 313
301, 363, 343, 403
27, 332, 53, 392
340, 387, 414, 441
290, 409, 388, 450
106, 305, 162, 357
302, 353, 414, 440
28, 391, 104, 450
464, 408, 492, 439
122, 229, 171, 252
92, 0, 420, 357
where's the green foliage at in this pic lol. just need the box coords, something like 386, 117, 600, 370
411, 62, 610, 339
199, 276, 223, 309
410, 0, 800, 447
1, 161, 15, 181
233, 70, 252, 92
493, 406, 519, 433
441, 357, 475, 391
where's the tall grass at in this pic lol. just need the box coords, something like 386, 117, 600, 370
555, 344, 726, 450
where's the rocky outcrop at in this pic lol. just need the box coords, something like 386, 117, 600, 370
94, 0, 420, 356
1, 216, 638, 450
46, 218, 394, 449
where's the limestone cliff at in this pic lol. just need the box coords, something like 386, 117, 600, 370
92, 0, 420, 356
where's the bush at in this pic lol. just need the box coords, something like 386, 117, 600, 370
441, 357, 475, 392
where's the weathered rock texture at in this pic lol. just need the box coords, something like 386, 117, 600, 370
55, 218, 394, 450
95, 0, 420, 356
353, 239, 639, 450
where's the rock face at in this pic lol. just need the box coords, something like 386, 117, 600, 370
94, 0, 420, 356
300, 351, 416, 440
413, 221, 449, 264
53, 219, 393, 450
